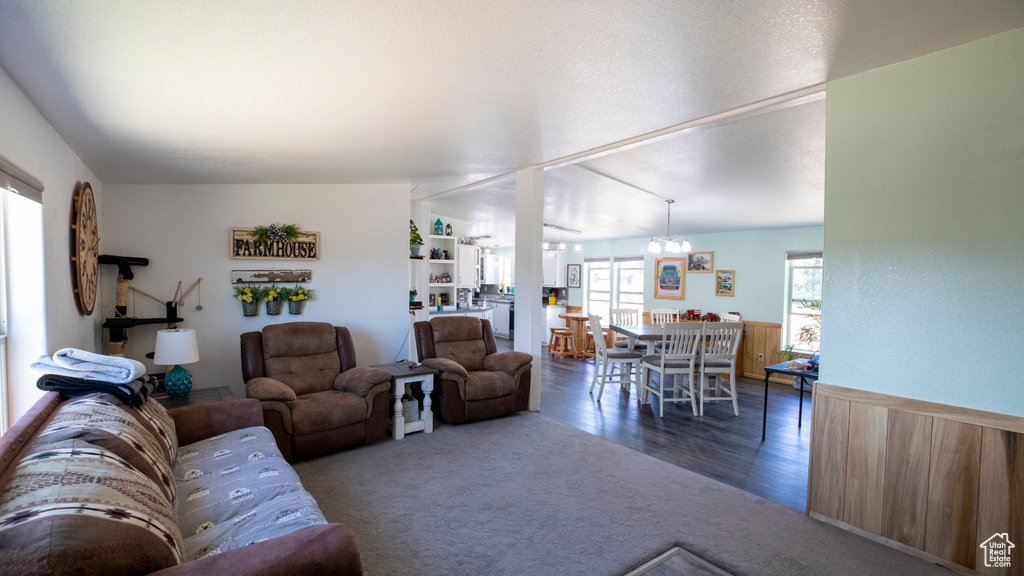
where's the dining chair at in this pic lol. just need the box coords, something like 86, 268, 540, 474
588, 314, 642, 401
649, 308, 678, 326
699, 321, 744, 416
610, 308, 644, 350
641, 322, 703, 417
722, 313, 742, 322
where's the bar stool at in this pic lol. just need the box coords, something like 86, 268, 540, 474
550, 329, 574, 358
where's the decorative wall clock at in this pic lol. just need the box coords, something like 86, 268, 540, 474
71, 182, 99, 315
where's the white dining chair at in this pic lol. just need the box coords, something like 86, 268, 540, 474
649, 308, 678, 326
722, 312, 742, 322
699, 321, 744, 416
588, 314, 642, 401
641, 322, 703, 417
610, 308, 644, 350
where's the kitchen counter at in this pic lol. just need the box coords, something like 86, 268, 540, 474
429, 305, 494, 315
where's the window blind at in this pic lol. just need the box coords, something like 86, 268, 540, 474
584, 257, 610, 263
613, 256, 644, 263
785, 250, 822, 261
0, 155, 44, 204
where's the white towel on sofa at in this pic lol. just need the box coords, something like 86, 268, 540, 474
31, 348, 146, 384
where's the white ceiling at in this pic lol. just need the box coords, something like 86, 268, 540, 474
1, 1, 1021, 245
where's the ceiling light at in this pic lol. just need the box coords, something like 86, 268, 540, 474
558, 241, 567, 251
542, 240, 550, 250
573, 233, 582, 253
646, 199, 691, 254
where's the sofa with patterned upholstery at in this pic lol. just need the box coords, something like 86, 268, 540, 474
413, 316, 532, 424
0, 392, 362, 575
241, 322, 393, 462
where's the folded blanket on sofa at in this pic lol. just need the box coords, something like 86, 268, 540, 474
31, 348, 146, 384
36, 374, 156, 406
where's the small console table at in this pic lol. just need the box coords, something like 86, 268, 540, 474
761, 361, 818, 442
372, 362, 437, 440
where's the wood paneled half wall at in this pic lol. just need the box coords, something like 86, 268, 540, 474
807, 382, 1023, 575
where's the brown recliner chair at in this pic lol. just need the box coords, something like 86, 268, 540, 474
240, 322, 392, 462
413, 316, 532, 424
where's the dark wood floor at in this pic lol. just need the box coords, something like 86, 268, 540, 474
499, 338, 813, 512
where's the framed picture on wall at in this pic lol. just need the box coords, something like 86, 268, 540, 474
567, 264, 581, 288
428, 293, 436, 306
715, 270, 735, 297
653, 257, 686, 300
686, 251, 714, 272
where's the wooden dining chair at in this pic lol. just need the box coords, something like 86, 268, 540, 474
610, 308, 644, 350
642, 322, 703, 417
588, 314, 642, 401
699, 321, 744, 416
649, 308, 679, 325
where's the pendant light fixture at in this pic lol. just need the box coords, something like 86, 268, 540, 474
647, 199, 691, 254
573, 232, 582, 253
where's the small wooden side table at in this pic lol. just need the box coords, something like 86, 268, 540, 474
372, 362, 437, 440
152, 385, 235, 409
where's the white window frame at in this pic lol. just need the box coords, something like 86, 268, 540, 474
782, 251, 823, 354
613, 257, 644, 310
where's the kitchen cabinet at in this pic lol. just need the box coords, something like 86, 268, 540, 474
481, 254, 500, 285
457, 245, 480, 289
492, 302, 511, 337
542, 251, 567, 287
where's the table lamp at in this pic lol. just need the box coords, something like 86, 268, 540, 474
154, 328, 200, 399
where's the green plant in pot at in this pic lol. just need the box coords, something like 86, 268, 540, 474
281, 285, 313, 315
410, 219, 424, 256
264, 285, 284, 315
409, 287, 418, 303
234, 284, 266, 317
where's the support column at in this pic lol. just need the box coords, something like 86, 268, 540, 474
514, 168, 544, 411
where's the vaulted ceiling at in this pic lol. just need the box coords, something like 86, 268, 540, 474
1, 1, 1021, 245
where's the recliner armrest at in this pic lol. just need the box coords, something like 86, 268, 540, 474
421, 357, 469, 381
334, 367, 391, 398
246, 377, 297, 407
170, 399, 264, 446
483, 351, 533, 376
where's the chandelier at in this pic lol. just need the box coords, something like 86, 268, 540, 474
647, 199, 691, 254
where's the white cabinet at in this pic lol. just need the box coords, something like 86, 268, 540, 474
428, 235, 457, 306
481, 254, 500, 285
457, 245, 480, 289
492, 302, 511, 337
542, 251, 567, 287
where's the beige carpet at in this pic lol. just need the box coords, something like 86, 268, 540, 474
293, 413, 950, 576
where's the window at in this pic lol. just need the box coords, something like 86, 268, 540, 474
584, 257, 644, 321
614, 258, 644, 309
783, 251, 822, 353
585, 259, 611, 321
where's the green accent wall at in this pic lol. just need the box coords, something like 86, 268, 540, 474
822, 28, 1024, 416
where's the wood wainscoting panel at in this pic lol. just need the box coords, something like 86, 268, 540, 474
843, 403, 888, 534
881, 409, 933, 550
807, 394, 850, 519
976, 428, 1024, 576
740, 321, 789, 385
924, 419, 981, 568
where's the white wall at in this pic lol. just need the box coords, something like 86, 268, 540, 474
0, 66, 104, 421
102, 184, 410, 398
822, 28, 1024, 417
567, 226, 823, 322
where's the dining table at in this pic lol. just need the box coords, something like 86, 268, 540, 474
558, 312, 592, 358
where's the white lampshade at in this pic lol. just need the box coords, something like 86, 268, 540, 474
154, 329, 199, 366
665, 239, 681, 253
680, 237, 692, 252
647, 238, 661, 253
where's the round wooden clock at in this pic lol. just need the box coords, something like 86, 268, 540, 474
71, 182, 99, 315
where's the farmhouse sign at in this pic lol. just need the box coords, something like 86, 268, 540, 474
230, 228, 320, 261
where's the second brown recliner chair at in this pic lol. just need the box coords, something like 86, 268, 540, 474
414, 316, 532, 424
241, 322, 392, 461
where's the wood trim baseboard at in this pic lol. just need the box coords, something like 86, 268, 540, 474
815, 382, 1024, 435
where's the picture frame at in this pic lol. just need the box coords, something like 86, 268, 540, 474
567, 264, 581, 288
653, 257, 686, 300
715, 270, 735, 297
686, 251, 714, 273
438, 293, 450, 306
428, 293, 436, 306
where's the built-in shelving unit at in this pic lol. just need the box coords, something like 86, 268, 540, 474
428, 234, 457, 307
